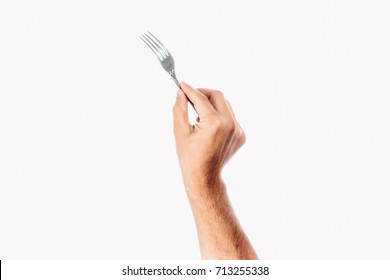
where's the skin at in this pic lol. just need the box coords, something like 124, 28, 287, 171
172, 82, 258, 260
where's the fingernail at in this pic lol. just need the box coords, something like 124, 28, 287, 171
177, 90, 182, 98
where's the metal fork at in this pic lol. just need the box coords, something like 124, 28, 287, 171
140, 31, 181, 88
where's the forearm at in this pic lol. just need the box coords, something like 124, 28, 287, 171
185, 178, 258, 260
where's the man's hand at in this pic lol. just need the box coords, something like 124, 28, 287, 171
173, 82, 246, 194
173, 82, 258, 260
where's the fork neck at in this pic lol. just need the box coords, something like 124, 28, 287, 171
169, 69, 181, 88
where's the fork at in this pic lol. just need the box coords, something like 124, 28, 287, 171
140, 31, 181, 88
140, 32, 196, 111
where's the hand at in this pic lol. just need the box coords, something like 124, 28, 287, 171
173, 82, 257, 259
173, 82, 246, 194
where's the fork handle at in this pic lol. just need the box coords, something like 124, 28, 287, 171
187, 97, 196, 112
172, 76, 181, 88
171, 76, 197, 113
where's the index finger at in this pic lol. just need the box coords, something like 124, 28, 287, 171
180, 82, 217, 117
196, 88, 231, 118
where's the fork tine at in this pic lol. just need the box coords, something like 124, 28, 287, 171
140, 34, 164, 61
143, 32, 168, 58
142, 33, 166, 59
146, 31, 171, 57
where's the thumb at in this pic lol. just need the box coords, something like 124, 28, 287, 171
173, 89, 190, 137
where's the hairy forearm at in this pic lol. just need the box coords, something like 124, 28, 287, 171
185, 178, 258, 260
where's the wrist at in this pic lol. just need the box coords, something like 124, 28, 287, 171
183, 173, 226, 201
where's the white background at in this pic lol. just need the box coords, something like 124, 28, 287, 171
0, 0, 389, 259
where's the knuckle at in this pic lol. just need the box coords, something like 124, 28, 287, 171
226, 100, 233, 109
227, 124, 236, 136
210, 115, 224, 130
238, 129, 246, 146
214, 90, 226, 101
224, 119, 237, 136
215, 90, 224, 97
